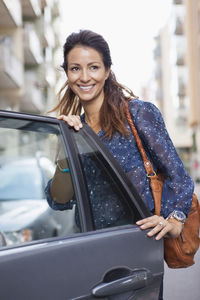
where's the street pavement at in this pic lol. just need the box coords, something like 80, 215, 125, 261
164, 183, 200, 300
163, 247, 200, 300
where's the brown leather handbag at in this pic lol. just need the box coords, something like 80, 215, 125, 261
125, 101, 200, 268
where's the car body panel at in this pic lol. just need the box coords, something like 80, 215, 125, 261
0, 226, 163, 300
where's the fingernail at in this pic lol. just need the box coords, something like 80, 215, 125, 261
147, 232, 154, 237
79, 124, 83, 128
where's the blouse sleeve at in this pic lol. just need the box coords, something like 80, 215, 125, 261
45, 179, 75, 211
130, 100, 194, 217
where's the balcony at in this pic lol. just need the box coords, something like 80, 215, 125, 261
175, 110, 188, 129
0, 0, 22, 27
154, 68, 162, 80
23, 24, 43, 66
41, 0, 54, 9
0, 36, 23, 88
21, 0, 41, 18
176, 56, 185, 66
52, 0, 60, 18
156, 88, 163, 101
52, 18, 61, 48
45, 64, 56, 87
153, 45, 161, 59
41, 6, 55, 48
20, 71, 44, 113
173, 0, 183, 4
42, 23, 55, 48
174, 18, 184, 35
178, 82, 186, 97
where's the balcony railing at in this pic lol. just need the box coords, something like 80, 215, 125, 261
41, 5, 55, 48
176, 56, 185, 66
173, 0, 183, 5
52, 0, 60, 18
156, 88, 163, 101
52, 17, 61, 48
43, 23, 55, 48
45, 64, 56, 87
21, 0, 41, 18
155, 68, 162, 80
0, 36, 23, 88
153, 45, 161, 59
0, 0, 22, 27
178, 82, 186, 97
174, 19, 184, 35
23, 25, 43, 66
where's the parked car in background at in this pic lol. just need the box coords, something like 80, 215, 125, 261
0, 110, 163, 300
0, 156, 76, 247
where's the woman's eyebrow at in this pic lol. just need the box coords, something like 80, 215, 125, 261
68, 63, 80, 66
69, 61, 101, 66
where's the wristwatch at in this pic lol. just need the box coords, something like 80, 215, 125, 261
167, 210, 186, 224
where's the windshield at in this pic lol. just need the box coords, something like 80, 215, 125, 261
0, 162, 43, 200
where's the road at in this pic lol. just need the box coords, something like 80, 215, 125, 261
164, 247, 200, 300
164, 183, 200, 300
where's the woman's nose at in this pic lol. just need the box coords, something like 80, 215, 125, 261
80, 69, 90, 82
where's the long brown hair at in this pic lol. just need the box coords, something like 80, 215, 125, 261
51, 30, 138, 139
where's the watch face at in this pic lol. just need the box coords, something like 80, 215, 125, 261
174, 211, 186, 221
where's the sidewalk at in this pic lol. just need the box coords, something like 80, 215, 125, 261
164, 182, 200, 300
164, 248, 200, 300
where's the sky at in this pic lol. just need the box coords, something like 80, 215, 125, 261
60, 0, 172, 96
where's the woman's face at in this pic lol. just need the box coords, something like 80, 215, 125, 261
66, 46, 110, 104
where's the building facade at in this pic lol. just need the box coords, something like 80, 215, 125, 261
0, 0, 62, 114
153, 0, 200, 180
184, 0, 200, 181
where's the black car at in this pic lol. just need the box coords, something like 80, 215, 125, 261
0, 110, 163, 300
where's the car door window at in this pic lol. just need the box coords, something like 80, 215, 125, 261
0, 117, 80, 248
71, 130, 141, 230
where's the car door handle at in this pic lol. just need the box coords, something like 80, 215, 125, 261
92, 268, 153, 297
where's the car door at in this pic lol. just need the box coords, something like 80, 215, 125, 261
0, 110, 163, 300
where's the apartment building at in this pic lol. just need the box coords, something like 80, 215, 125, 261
153, 0, 200, 179
0, 0, 62, 114
184, 0, 200, 181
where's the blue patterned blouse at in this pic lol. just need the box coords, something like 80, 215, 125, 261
46, 99, 194, 227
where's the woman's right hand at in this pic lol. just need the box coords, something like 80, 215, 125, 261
57, 115, 83, 131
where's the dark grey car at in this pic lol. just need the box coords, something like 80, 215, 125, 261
0, 110, 163, 300
0, 157, 76, 246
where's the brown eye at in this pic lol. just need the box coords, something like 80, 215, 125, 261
90, 66, 99, 70
71, 67, 79, 71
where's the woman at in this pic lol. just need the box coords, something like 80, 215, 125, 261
47, 30, 194, 299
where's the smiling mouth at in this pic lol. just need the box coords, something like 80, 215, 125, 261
78, 85, 94, 91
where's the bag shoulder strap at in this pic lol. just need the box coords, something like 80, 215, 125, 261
125, 100, 162, 215
125, 100, 155, 176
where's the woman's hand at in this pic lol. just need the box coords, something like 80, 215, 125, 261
136, 215, 183, 240
57, 115, 83, 131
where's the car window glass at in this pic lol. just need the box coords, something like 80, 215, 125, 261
0, 118, 80, 249
0, 162, 43, 199
72, 131, 139, 230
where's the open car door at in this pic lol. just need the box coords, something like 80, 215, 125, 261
0, 110, 163, 300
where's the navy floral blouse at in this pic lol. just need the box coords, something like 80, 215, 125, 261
46, 99, 194, 227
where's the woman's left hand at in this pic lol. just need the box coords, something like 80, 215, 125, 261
136, 215, 183, 240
